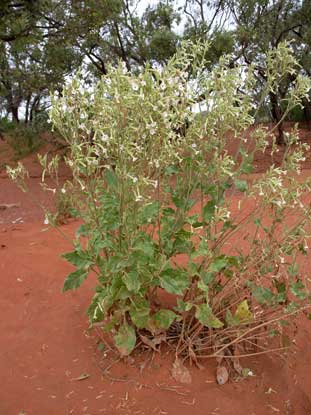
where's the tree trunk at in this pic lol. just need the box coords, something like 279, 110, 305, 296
11, 105, 19, 123
269, 91, 285, 145
30, 95, 40, 123
25, 95, 31, 124
302, 97, 311, 130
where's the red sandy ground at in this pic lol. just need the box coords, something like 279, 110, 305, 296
1, 126, 311, 415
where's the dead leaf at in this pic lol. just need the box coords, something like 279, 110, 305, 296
71, 373, 90, 381
172, 358, 192, 384
216, 365, 229, 385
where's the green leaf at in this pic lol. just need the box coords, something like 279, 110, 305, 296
195, 304, 224, 328
122, 271, 141, 292
138, 202, 159, 225
203, 200, 216, 221
191, 238, 209, 258
288, 264, 299, 277
175, 299, 193, 312
200, 271, 214, 285
254, 218, 261, 226
62, 250, 92, 269
63, 269, 88, 292
153, 309, 176, 330
290, 282, 307, 300
209, 256, 228, 273
114, 323, 136, 357
234, 179, 248, 192
130, 301, 150, 329
105, 169, 118, 188
197, 280, 209, 294
76, 224, 89, 237
225, 310, 239, 327
133, 240, 155, 258
165, 165, 179, 175
160, 268, 189, 295
248, 282, 274, 305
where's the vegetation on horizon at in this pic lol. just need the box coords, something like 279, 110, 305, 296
1, 0, 311, 145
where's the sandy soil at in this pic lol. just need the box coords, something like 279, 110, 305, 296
1, 126, 311, 415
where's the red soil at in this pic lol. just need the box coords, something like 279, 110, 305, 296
1, 127, 311, 415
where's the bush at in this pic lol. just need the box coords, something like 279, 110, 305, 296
6, 123, 43, 159
8, 42, 311, 378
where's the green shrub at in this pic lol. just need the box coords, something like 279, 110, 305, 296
6, 124, 43, 159
8, 42, 311, 375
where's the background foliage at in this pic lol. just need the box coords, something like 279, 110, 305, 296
1, 0, 311, 145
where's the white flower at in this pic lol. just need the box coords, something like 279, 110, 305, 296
101, 134, 109, 142
141, 80, 146, 86
150, 129, 156, 136
160, 82, 166, 91
131, 82, 139, 91
61, 188, 66, 194
132, 176, 138, 183
44, 217, 49, 225
280, 257, 285, 264
121, 62, 128, 74
191, 143, 197, 149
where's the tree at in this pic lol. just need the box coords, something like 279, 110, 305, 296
228, 0, 311, 143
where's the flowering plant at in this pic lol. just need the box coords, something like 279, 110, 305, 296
8, 42, 311, 377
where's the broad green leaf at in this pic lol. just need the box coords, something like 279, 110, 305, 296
114, 324, 136, 356
201, 271, 215, 285
234, 300, 253, 323
175, 299, 193, 312
153, 309, 176, 330
250, 284, 274, 305
195, 304, 224, 328
62, 250, 92, 269
137, 202, 159, 225
63, 269, 88, 292
105, 169, 118, 188
288, 264, 299, 277
76, 224, 89, 237
234, 179, 248, 192
203, 200, 216, 221
165, 165, 179, 175
122, 271, 141, 292
130, 301, 150, 329
209, 256, 228, 273
225, 310, 240, 327
197, 280, 209, 293
159, 268, 189, 295
290, 282, 307, 300
133, 240, 155, 258
191, 239, 209, 258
